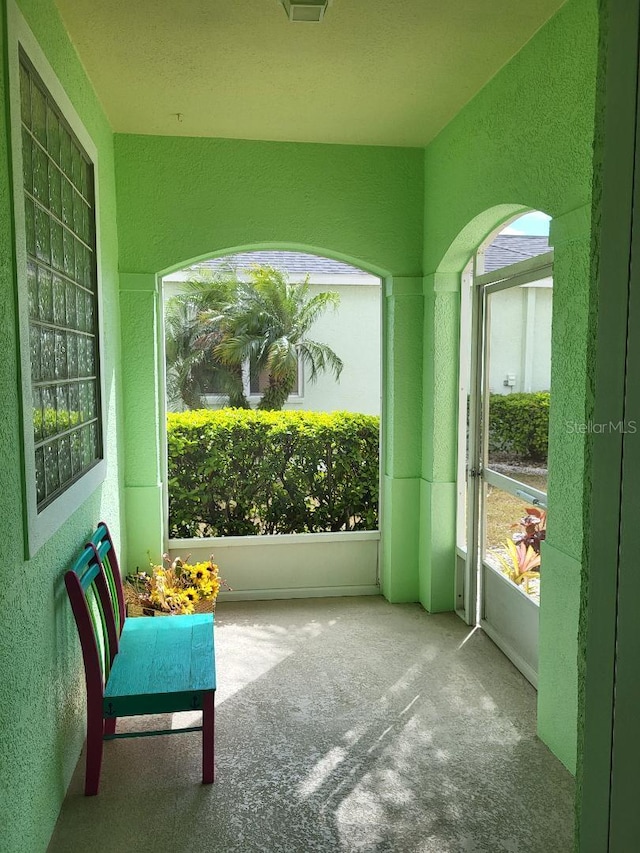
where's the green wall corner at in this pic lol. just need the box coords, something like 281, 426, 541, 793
380, 475, 420, 602
537, 542, 581, 773
418, 480, 457, 612
124, 485, 164, 571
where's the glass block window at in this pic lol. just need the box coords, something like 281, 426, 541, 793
19, 50, 102, 512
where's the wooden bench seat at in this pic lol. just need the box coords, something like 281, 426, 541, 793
104, 613, 215, 718
65, 522, 216, 795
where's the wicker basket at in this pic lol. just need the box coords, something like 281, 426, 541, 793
126, 600, 215, 617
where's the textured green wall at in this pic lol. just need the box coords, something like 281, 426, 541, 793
421, 0, 598, 772
0, 1, 123, 850
115, 135, 424, 277
113, 134, 426, 593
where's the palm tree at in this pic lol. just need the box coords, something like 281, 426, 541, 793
212, 265, 343, 410
164, 273, 249, 409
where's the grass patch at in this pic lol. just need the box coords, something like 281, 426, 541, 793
485, 474, 547, 553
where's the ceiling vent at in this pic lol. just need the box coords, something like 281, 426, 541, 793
281, 1, 330, 23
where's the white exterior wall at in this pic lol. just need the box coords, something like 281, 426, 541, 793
488, 280, 552, 395
162, 272, 382, 415
290, 280, 381, 414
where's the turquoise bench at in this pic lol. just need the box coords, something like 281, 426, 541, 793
65, 522, 216, 795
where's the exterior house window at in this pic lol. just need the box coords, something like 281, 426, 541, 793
249, 357, 301, 397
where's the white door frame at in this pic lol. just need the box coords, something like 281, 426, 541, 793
457, 249, 553, 684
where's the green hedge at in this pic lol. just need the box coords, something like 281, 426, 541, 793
167, 409, 379, 538
488, 392, 550, 460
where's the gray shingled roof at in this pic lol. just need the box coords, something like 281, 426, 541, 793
188, 238, 550, 278
191, 251, 365, 276
484, 235, 550, 272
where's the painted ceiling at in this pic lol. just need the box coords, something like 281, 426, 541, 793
54, 0, 567, 147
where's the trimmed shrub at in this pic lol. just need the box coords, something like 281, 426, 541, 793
488, 392, 550, 461
167, 409, 379, 538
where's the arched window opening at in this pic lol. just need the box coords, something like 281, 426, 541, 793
159, 249, 383, 600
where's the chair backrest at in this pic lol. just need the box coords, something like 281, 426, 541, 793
65, 545, 120, 710
89, 522, 126, 636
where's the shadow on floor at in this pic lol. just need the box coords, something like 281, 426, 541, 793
48, 597, 575, 853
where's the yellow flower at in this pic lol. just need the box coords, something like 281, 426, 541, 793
198, 579, 214, 597
174, 591, 194, 614
132, 553, 227, 614
189, 563, 208, 582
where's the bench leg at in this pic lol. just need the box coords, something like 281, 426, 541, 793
104, 717, 117, 736
202, 692, 215, 784
85, 708, 104, 796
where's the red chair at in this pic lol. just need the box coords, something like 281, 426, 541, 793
89, 522, 126, 638
65, 530, 216, 795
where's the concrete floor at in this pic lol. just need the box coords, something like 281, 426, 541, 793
48, 597, 575, 853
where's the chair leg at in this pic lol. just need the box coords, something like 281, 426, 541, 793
202, 692, 215, 784
85, 709, 104, 796
104, 717, 117, 736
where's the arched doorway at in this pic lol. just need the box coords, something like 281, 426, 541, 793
456, 211, 553, 684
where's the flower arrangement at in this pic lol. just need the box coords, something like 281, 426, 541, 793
124, 553, 229, 616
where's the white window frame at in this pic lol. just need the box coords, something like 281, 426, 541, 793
7, 0, 107, 558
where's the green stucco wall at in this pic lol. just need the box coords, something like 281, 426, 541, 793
421, 0, 598, 772
114, 135, 424, 278
113, 134, 426, 593
0, 1, 123, 850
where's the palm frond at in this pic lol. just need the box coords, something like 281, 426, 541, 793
298, 339, 343, 383
295, 290, 340, 335
266, 337, 298, 381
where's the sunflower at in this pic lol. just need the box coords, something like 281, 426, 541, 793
184, 587, 199, 603
189, 563, 208, 583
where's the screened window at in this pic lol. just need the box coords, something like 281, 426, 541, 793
18, 50, 102, 512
